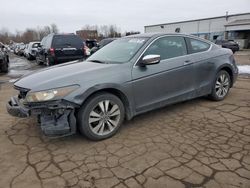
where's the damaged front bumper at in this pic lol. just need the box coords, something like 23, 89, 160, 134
7, 96, 78, 137
7, 96, 30, 117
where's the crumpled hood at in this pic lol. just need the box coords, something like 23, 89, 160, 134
14, 61, 123, 91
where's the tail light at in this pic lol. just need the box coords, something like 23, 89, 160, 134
49, 48, 55, 56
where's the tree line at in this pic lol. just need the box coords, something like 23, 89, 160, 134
0, 23, 140, 44
80, 24, 140, 39
0, 24, 59, 44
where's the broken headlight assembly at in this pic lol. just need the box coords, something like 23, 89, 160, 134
25, 85, 79, 103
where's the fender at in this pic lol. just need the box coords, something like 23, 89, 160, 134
72, 83, 135, 120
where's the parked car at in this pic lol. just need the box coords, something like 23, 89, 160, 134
25, 41, 40, 60
36, 34, 87, 66
90, 38, 117, 55
15, 43, 26, 56
7, 33, 238, 140
85, 39, 98, 49
0, 44, 9, 73
215, 40, 240, 53
14, 44, 21, 55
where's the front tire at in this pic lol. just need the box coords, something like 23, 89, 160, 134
209, 70, 231, 101
77, 92, 125, 141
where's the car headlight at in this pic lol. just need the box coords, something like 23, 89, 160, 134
25, 85, 79, 102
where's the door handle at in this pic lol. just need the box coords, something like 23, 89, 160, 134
184, 60, 193, 65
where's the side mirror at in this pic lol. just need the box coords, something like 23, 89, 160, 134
141, 55, 160, 66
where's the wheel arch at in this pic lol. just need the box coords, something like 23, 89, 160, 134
77, 86, 133, 120
217, 65, 234, 87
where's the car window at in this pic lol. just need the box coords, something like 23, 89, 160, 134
188, 38, 210, 53
53, 35, 83, 48
144, 36, 187, 60
99, 39, 114, 48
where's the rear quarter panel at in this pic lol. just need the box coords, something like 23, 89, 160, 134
206, 47, 237, 89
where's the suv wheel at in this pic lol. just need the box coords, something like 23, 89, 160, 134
209, 70, 231, 101
78, 92, 125, 140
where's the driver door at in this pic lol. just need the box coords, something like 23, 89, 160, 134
132, 36, 196, 113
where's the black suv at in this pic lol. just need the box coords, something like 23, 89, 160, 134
36, 34, 87, 66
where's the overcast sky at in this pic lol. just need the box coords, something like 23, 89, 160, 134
1, 0, 250, 34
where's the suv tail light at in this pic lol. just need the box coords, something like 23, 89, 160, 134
49, 48, 55, 56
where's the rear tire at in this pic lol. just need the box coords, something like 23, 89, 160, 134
209, 70, 231, 101
77, 92, 125, 141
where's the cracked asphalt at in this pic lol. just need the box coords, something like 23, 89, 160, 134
0, 53, 250, 188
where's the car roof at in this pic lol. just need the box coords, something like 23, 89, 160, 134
125, 32, 199, 38
124, 32, 214, 44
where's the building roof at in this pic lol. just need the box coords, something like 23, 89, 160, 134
225, 19, 250, 26
145, 12, 250, 28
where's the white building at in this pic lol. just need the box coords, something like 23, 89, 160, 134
144, 13, 250, 49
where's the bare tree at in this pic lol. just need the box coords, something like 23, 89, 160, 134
51, 23, 59, 34
22, 29, 39, 43
0, 23, 128, 44
0, 28, 10, 44
108, 25, 121, 38
37, 25, 52, 40
97, 24, 121, 38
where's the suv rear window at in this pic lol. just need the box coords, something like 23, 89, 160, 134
52, 35, 83, 48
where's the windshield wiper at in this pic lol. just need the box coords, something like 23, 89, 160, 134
87, 60, 106, 64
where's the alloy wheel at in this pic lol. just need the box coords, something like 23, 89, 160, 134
215, 73, 230, 98
88, 100, 121, 136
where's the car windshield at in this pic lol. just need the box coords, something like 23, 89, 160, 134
99, 39, 116, 48
87, 37, 148, 64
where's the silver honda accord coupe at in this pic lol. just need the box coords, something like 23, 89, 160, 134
7, 33, 238, 140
